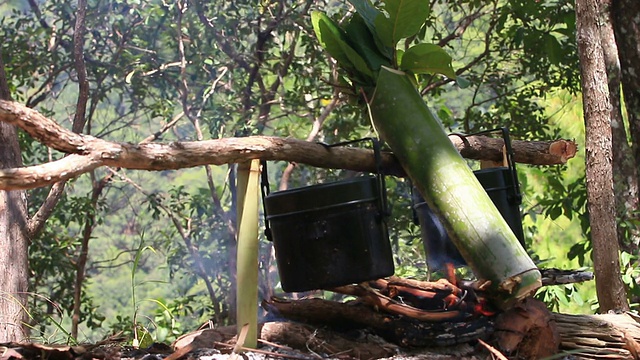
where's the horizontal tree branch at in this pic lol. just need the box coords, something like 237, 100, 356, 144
450, 134, 578, 166
0, 100, 578, 190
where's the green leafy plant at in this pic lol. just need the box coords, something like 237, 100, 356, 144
130, 236, 162, 348
151, 296, 195, 343
311, 0, 454, 92
620, 252, 640, 310
536, 284, 584, 313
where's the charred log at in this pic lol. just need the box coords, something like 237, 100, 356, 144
264, 297, 495, 348
539, 267, 594, 286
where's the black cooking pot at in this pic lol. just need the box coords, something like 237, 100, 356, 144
262, 138, 394, 292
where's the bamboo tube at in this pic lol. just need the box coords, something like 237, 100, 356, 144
236, 159, 261, 348
369, 67, 541, 308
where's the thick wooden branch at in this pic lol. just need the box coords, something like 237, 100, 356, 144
0, 100, 578, 190
0, 100, 91, 154
449, 134, 578, 166
0, 154, 102, 191
553, 312, 640, 359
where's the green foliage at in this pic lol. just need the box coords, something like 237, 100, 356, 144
130, 238, 158, 348
620, 252, 640, 310
312, 11, 373, 83
374, 0, 431, 48
151, 296, 195, 342
28, 191, 107, 336
536, 284, 585, 313
313, 0, 456, 100
400, 43, 455, 78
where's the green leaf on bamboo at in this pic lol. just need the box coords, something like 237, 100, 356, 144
400, 43, 456, 79
311, 12, 354, 70
312, 11, 373, 82
344, 14, 391, 73
339, 40, 374, 80
374, 0, 431, 47
348, 0, 381, 30
347, 0, 393, 58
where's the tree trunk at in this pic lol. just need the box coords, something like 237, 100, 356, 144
0, 49, 29, 342
0, 121, 29, 342
612, 0, 640, 177
600, 0, 640, 253
576, 0, 629, 312
611, 0, 640, 251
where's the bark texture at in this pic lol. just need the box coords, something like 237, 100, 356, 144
553, 312, 640, 359
0, 121, 29, 342
0, 51, 29, 342
601, 0, 640, 253
576, 0, 629, 311
612, 0, 640, 176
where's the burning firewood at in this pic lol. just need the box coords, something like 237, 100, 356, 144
263, 274, 499, 348
265, 268, 593, 350
329, 283, 465, 322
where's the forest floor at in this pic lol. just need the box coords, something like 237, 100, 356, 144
0, 323, 494, 360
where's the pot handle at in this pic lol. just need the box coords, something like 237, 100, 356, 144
260, 137, 391, 242
260, 159, 273, 241
452, 127, 522, 205
325, 137, 390, 219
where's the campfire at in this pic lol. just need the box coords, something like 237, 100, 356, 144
0, 267, 603, 360
266, 273, 498, 348
163, 267, 594, 360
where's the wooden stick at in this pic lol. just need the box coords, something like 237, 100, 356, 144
330, 285, 463, 322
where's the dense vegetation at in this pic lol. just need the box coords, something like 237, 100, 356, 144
0, 0, 635, 345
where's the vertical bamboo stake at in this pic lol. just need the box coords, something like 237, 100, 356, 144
236, 159, 261, 349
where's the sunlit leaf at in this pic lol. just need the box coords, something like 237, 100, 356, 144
400, 43, 456, 79
312, 11, 373, 81
125, 70, 135, 84
375, 0, 431, 47
311, 11, 353, 70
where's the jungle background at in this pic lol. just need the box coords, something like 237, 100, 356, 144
0, 0, 637, 347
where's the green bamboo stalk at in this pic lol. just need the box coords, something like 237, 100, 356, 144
236, 159, 261, 349
370, 67, 541, 308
